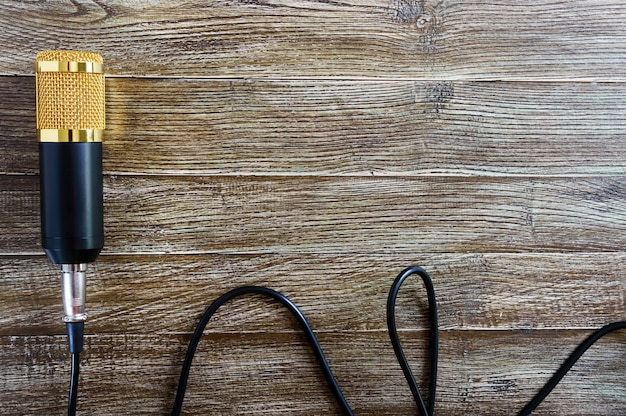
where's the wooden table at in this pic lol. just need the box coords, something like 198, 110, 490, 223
1, 1, 625, 414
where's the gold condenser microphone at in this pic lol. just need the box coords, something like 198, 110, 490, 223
36, 50, 105, 356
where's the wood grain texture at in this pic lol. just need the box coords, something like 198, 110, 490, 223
1, 0, 626, 414
1, 331, 624, 415
3, 175, 626, 254
1, 253, 624, 336
1, 0, 626, 79
3, 77, 626, 176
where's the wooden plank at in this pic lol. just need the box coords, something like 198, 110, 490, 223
0, 330, 624, 415
1, 1, 626, 79
1, 253, 624, 336
3, 175, 626, 254
4, 76, 626, 176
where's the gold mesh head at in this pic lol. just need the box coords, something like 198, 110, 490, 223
36, 50, 105, 131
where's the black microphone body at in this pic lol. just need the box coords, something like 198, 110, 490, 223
40, 141, 103, 265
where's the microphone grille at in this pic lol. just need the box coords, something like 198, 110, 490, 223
36, 50, 105, 130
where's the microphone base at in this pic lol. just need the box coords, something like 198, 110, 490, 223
61, 263, 88, 323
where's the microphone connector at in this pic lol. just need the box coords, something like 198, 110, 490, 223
60, 263, 88, 323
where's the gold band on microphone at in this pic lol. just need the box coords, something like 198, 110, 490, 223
36, 61, 104, 74
37, 129, 103, 143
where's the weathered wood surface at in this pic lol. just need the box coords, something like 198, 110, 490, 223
3, 175, 626, 254
1, 331, 625, 415
0, 252, 623, 414
1, 0, 626, 79
1, 253, 624, 335
1, 0, 625, 414
3, 77, 626, 176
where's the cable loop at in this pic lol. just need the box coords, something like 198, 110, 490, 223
386, 266, 438, 416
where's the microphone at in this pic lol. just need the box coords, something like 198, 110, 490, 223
36, 50, 105, 333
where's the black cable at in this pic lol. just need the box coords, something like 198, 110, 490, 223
66, 321, 84, 416
518, 321, 626, 416
171, 268, 625, 416
386, 266, 438, 416
68, 352, 80, 416
171, 286, 354, 416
